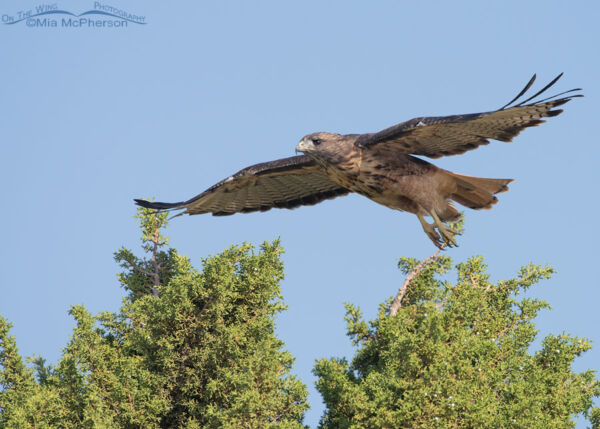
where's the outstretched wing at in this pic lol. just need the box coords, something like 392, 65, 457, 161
354, 74, 582, 158
135, 155, 349, 216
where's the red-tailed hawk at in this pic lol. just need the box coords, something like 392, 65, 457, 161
135, 74, 581, 248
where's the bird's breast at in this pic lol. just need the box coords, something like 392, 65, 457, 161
323, 150, 438, 211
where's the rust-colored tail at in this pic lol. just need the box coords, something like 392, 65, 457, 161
450, 172, 513, 210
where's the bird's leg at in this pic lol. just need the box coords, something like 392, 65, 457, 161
430, 210, 459, 248
417, 214, 443, 249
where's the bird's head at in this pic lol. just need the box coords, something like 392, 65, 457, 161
296, 132, 345, 161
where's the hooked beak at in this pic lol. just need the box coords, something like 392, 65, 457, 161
295, 138, 306, 154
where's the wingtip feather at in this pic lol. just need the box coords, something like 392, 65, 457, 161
499, 74, 537, 110
134, 199, 183, 210
500, 73, 582, 111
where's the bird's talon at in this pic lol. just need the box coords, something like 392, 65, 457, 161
436, 224, 458, 248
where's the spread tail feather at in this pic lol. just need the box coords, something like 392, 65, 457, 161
449, 173, 513, 210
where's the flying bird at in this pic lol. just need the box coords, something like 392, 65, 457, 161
135, 74, 581, 248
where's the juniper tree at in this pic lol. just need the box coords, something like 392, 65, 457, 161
314, 251, 600, 428
0, 207, 308, 428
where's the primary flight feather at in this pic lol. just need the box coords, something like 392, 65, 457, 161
135, 74, 581, 248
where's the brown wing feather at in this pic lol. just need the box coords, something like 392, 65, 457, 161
134, 155, 349, 216
354, 74, 582, 159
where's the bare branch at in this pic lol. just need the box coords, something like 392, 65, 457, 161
390, 249, 441, 316
151, 212, 161, 289
469, 273, 479, 288
121, 255, 153, 278
435, 298, 447, 310
121, 252, 159, 297
196, 296, 215, 320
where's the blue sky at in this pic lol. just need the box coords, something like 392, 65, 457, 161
1, 1, 599, 426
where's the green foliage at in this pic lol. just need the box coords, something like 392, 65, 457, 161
114, 208, 175, 300
0, 207, 308, 428
1, 205, 598, 428
314, 255, 600, 428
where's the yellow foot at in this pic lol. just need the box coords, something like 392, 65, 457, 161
437, 222, 458, 248
417, 213, 460, 249
430, 210, 459, 248
418, 215, 443, 248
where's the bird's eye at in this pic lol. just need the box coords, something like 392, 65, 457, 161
312, 138, 322, 146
